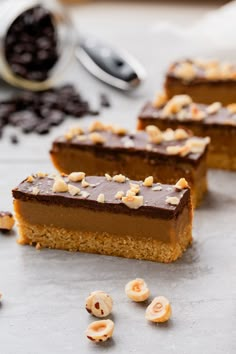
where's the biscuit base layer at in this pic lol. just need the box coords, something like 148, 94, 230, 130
17, 218, 192, 263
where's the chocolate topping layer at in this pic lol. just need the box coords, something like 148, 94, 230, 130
52, 129, 207, 164
167, 59, 236, 84
139, 101, 236, 128
12, 175, 190, 219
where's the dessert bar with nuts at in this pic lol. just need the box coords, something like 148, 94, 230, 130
165, 59, 236, 105
50, 121, 209, 207
138, 94, 236, 170
12, 173, 192, 263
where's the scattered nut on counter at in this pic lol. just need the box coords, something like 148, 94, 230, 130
85, 291, 113, 318
125, 278, 150, 302
0, 212, 15, 231
85, 319, 115, 342
145, 296, 172, 323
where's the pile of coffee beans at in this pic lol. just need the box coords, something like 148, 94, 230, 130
0, 84, 100, 140
4, 5, 58, 81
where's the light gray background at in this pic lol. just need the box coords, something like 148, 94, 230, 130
0, 2, 235, 353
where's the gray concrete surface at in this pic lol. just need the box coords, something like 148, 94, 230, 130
0, 2, 235, 353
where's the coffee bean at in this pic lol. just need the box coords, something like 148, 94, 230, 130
0, 84, 99, 141
10, 64, 27, 77
9, 111, 38, 127
4, 5, 58, 82
48, 110, 65, 126
35, 121, 50, 135
22, 120, 38, 134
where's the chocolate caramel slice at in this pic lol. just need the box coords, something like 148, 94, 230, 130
50, 121, 209, 207
165, 59, 236, 105
138, 94, 236, 171
13, 173, 193, 263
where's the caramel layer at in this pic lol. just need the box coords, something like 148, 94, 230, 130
14, 199, 191, 244
165, 76, 236, 105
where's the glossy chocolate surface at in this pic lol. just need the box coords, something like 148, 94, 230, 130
52, 129, 207, 164
12, 175, 190, 219
139, 101, 236, 128
167, 60, 236, 84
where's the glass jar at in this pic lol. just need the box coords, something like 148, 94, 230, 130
0, 0, 76, 91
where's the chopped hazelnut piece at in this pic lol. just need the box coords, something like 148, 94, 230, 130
113, 174, 126, 183
97, 193, 105, 203
145, 296, 172, 323
89, 132, 106, 144
167, 142, 191, 157
81, 179, 90, 188
26, 175, 34, 183
35, 242, 41, 250
166, 145, 181, 155
153, 91, 168, 108
221, 62, 235, 79
68, 172, 85, 182
104, 124, 113, 132
68, 184, 81, 196
174, 128, 189, 140
143, 176, 153, 187
227, 103, 236, 114
80, 191, 90, 199
187, 137, 210, 154
129, 183, 140, 195
36, 172, 47, 178
115, 191, 124, 199
0, 212, 15, 231
126, 189, 136, 197
105, 173, 112, 181
32, 187, 40, 195
122, 195, 143, 209
162, 128, 175, 141
76, 135, 87, 142
206, 102, 222, 115
177, 109, 188, 121
174, 62, 196, 81
175, 178, 189, 190
179, 144, 191, 157
85, 319, 114, 343
65, 126, 84, 140
146, 125, 163, 144
89, 120, 105, 132
125, 278, 150, 302
166, 196, 180, 205
152, 184, 162, 191
190, 104, 206, 120
205, 66, 220, 80
52, 178, 68, 193
193, 58, 219, 69
161, 95, 192, 117
47, 174, 57, 180
112, 125, 127, 136
85, 290, 113, 318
